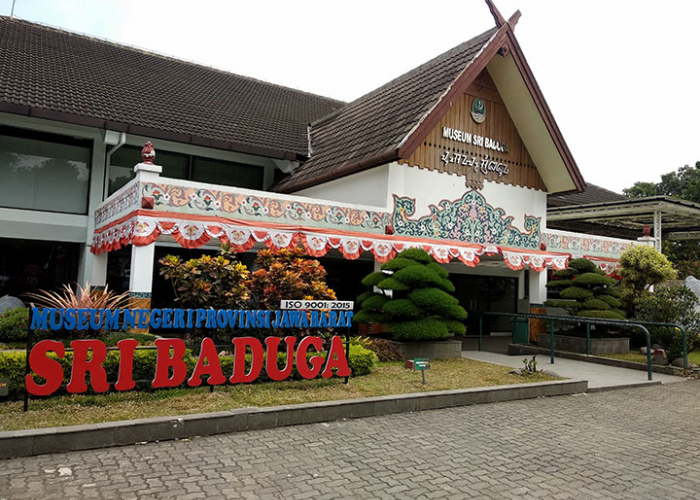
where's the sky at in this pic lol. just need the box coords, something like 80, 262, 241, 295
3, 0, 699, 193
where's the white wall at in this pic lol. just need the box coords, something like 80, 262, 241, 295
295, 164, 390, 208
386, 162, 548, 228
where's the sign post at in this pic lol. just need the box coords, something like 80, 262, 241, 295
413, 358, 431, 385
280, 300, 354, 385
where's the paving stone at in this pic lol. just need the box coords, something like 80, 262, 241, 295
2, 383, 700, 499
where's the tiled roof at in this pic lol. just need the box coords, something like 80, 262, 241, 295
0, 17, 344, 160
273, 27, 499, 192
547, 183, 627, 207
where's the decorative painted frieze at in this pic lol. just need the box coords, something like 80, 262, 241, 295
392, 190, 541, 249
141, 182, 391, 233
94, 182, 139, 226
541, 230, 633, 259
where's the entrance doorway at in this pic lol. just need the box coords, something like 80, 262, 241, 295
451, 274, 518, 336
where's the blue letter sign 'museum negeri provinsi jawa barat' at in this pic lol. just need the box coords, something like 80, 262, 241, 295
25, 306, 354, 397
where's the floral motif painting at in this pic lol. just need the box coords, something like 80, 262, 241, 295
392, 190, 541, 249
541, 231, 631, 258
141, 182, 391, 233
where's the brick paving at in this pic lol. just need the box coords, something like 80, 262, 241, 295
1, 382, 699, 499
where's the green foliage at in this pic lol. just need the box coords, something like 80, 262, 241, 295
356, 291, 375, 305
619, 245, 677, 316
634, 285, 700, 359
568, 258, 597, 273
100, 332, 158, 347
574, 273, 616, 287
441, 319, 467, 336
408, 288, 458, 315
560, 287, 594, 300
426, 262, 449, 279
396, 248, 433, 263
546, 280, 573, 288
356, 249, 466, 341
0, 350, 25, 399
383, 299, 421, 318
376, 277, 411, 291
347, 346, 376, 376
597, 295, 622, 308
619, 245, 677, 291
594, 287, 622, 298
387, 318, 449, 341
553, 268, 579, 279
380, 258, 419, 272
581, 298, 611, 310
573, 309, 625, 320
543, 299, 581, 310
362, 272, 385, 287
0, 307, 30, 342
159, 244, 250, 310
361, 294, 390, 312
392, 265, 443, 288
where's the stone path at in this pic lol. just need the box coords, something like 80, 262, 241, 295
463, 350, 684, 390
1, 382, 699, 499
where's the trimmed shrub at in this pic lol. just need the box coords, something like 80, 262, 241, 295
581, 298, 611, 311
356, 249, 467, 341
559, 287, 594, 300
573, 310, 625, 320
361, 294, 390, 312
598, 295, 622, 308
574, 273, 616, 286
0, 307, 30, 342
546, 280, 573, 288
386, 318, 449, 341
553, 268, 579, 279
543, 299, 581, 310
568, 258, 597, 273
361, 272, 385, 287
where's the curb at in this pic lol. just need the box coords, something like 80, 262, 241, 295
508, 344, 686, 376
0, 379, 587, 460
587, 381, 662, 393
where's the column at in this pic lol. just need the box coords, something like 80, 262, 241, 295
653, 210, 662, 252
528, 268, 548, 341
128, 242, 155, 333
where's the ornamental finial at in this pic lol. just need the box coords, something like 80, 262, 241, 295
141, 141, 156, 165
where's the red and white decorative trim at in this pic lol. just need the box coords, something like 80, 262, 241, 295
91, 214, 578, 271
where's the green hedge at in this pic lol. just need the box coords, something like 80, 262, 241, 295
0, 343, 375, 400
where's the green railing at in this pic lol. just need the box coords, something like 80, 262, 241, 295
478, 312, 688, 381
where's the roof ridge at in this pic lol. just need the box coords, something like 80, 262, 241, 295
0, 15, 346, 107
309, 27, 498, 128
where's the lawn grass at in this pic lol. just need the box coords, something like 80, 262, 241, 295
0, 358, 557, 431
600, 351, 700, 365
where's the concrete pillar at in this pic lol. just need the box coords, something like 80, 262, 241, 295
528, 268, 547, 306
653, 210, 662, 252
77, 247, 108, 288
128, 243, 155, 333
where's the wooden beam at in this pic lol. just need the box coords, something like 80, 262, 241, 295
508, 10, 522, 29
485, 0, 507, 28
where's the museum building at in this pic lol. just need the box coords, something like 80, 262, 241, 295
0, 5, 636, 334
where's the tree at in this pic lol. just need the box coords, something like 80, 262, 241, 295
544, 258, 625, 320
618, 245, 677, 316
159, 243, 250, 310
248, 247, 336, 310
624, 161, 700, 279
355, 248, 467, 341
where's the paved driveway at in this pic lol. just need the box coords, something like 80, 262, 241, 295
1, 382, 699, 499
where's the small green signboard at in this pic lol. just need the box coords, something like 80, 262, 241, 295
414, 358, 431, 371
0, 378, 8, 397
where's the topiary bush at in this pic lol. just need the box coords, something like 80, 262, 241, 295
545, 258, 625, 320
355, 249, 467, 341
619, 245, 677, 316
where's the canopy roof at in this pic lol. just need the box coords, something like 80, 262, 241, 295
548, 196, 700, 240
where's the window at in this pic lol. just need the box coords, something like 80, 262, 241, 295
108, 145, 265, 195
0, 127, 91, 214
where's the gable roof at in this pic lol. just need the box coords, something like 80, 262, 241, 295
0, 17, 344, 160
275, 15, 585, 195
273, 27, 498, 192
